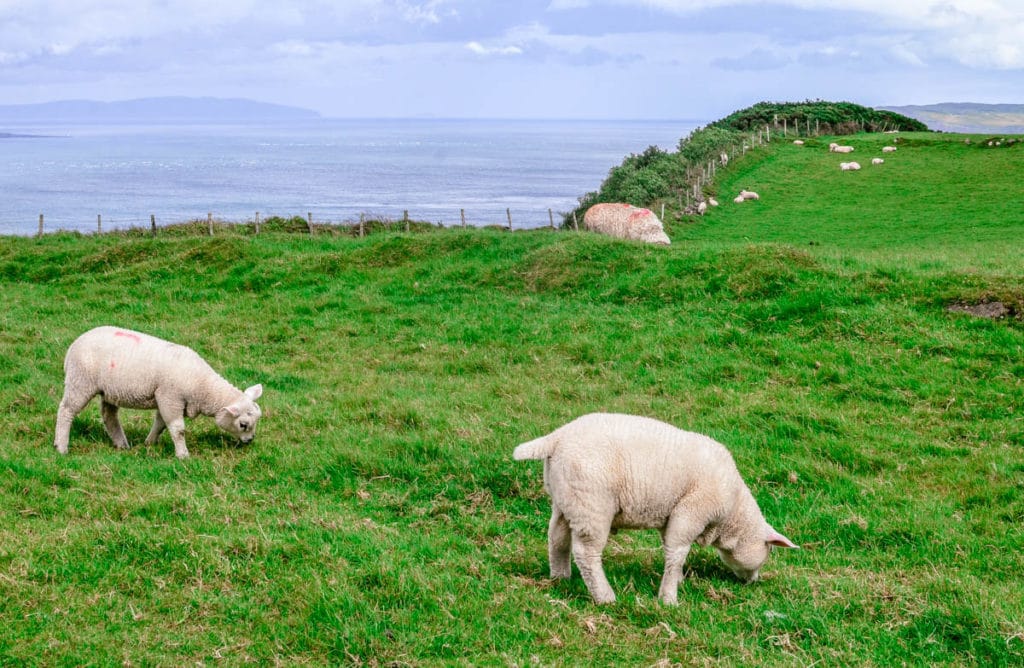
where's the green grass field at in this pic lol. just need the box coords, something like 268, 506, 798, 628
1, 131, 1022, 665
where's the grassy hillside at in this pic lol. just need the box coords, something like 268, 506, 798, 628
1, 129, 1022, 665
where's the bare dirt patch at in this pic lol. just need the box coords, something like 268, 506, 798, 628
947, 301, 1011, 319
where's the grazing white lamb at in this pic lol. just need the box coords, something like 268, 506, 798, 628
840, 161, 861, 171
739, 190, 760, 200
583, 203, 670, 245
54, 326, 263, 459
697, 201, 708, 215
882, 146, 897, 153
832, 145, 854, 154
793, 140, 805, 146
871, 158, 885, 165
733, 195, 745, 203
708, 197, 719, 207
513, 413, 798, 605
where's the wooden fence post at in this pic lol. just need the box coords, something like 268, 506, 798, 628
37, 214, 43, 237
97, 214, 102, 234
572, 211, 579, 231
403, 210, 409, 232
461, 209, 466, 228
207, 212, 213, 236
255, 212, 260, 235
661, 203, 665, 221
506, 208, 512, 231
306, 212, 313, 235
548, 208, 554, 230
151, 214, 157, 235
359, 213, 365, 238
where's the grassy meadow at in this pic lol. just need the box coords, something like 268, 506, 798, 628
1, 131, 1022, 665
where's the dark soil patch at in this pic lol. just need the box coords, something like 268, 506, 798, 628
947, 301, 1011, 319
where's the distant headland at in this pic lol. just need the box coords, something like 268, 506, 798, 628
0, 97, 321, 125
879, 102, 1024, 133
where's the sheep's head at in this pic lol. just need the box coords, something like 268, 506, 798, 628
717, 525, 798, 583
216, 384, 263, 444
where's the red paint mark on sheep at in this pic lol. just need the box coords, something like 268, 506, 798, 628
110, 360, 116, 369
114, 331, 141, 344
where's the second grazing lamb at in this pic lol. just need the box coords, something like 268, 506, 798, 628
513, 413, 797, 605
54, 326, 263, 459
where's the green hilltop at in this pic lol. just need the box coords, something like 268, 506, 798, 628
1, 102, 1022, 665
568, 100, 928, 224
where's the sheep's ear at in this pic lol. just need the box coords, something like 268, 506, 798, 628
244, 384, 263, 400
225, 405, 241, 417
767, 527, 799, 549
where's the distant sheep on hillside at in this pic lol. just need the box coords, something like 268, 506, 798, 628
832, 145, 855, 154
738, 190, 759, 200
840, 161, 861, 171
882, 146, 897, 153
871, 158, 884, 165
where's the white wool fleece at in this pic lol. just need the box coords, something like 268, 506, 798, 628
514, 413, 797, 605
54, 326, 263, 459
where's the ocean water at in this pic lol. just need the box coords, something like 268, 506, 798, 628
0, 119, 696, 236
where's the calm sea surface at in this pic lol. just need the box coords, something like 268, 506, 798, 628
0, 119, 697, 235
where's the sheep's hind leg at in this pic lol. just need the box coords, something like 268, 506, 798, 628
547, 504, 572, 580
101, 401, 131, 450
54, 388, 94, 454
571, 526, 615, 604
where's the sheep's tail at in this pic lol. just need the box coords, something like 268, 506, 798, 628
513, 435, 556, 461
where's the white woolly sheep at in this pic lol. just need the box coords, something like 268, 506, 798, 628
739, 189, 760, 200
583, 203, 670, 245
54, 326, 263, 459
871, 158, 885, 165
513, 413, 798, 605
840, 161, 861, 171
720, 152, 729, 166
828, 142, 838, 151
708, 197, 719, 207
882, 146, 897, 153
793, 140, 804, 145
733, 195, 745, 203
697, 201, 708, 215
832, 145, 854, 154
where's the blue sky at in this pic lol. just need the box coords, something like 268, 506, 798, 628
1, 0, 1022, 120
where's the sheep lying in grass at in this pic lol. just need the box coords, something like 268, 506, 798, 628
54, 326, 263, 459
872, 158, 885, 165
739, 190, 760, 200
840, 161, 861, 171
882, 146, 897, 153
513, 413, 798, 605
583, 203, 670, 245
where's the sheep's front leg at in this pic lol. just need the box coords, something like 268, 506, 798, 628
101, 401, 131, 450
571, 526, 615, 604
547, 504, 572, 580
144, 412, 167, 446
166, 416, 190, 459
155, 394, 189, 459
658, 512, 701, 605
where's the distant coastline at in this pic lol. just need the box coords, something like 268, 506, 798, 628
0, 96, 321, 125
880, 102, 1024, 133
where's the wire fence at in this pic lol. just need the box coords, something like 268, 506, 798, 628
20, 206, 578, 239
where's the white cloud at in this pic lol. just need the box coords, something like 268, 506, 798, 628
465, 41, 523, 56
